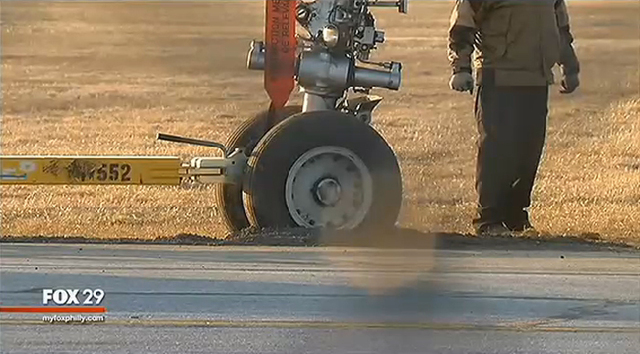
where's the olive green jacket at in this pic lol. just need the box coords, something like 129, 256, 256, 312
448, 0, 580, 86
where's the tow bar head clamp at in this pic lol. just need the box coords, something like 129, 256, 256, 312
248, 0, 408, 114
188, 149, 248, 185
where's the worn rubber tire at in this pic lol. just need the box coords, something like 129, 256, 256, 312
244, 110, 403, 231
214, 105, 301, 234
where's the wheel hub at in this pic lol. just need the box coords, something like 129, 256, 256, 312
285, 146, 373, 229
314, 178, 342, 206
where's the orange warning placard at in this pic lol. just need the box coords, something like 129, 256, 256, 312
264, 0, 297, 109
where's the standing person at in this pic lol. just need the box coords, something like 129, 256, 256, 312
447, 0, 580, 235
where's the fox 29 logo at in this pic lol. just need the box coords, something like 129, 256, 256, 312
42, 289, 105, 305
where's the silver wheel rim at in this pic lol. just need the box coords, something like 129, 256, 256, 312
285, 146, 373, 229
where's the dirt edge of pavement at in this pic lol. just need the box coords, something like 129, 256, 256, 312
0, 228, 637, 252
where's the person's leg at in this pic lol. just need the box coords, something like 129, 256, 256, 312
504, 86, 549, 231
473, 83, 521, 233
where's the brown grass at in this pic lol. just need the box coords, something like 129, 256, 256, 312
1, 1, 639, 244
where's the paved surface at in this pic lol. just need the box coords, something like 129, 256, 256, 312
0, 242, 638, 353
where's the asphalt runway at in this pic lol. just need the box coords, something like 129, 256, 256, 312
0, 242, 638, 353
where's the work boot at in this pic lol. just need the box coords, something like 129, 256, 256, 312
476, 223, 512, 236
505, 218, 540, 236
515, 222, 539, 236
505, 210, 534, 232
506, 219, 534, 232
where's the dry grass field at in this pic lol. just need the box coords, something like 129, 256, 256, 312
1, 1, 639, 244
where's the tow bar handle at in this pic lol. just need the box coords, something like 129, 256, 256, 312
157, 133, 228, 156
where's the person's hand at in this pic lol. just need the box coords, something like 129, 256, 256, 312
449, 72, 474, 93
560, 73, 580, 94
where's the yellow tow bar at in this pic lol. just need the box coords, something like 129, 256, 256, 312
0, 134, 247, 186
0, 156, 183, 185
0, 155, 247, 186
